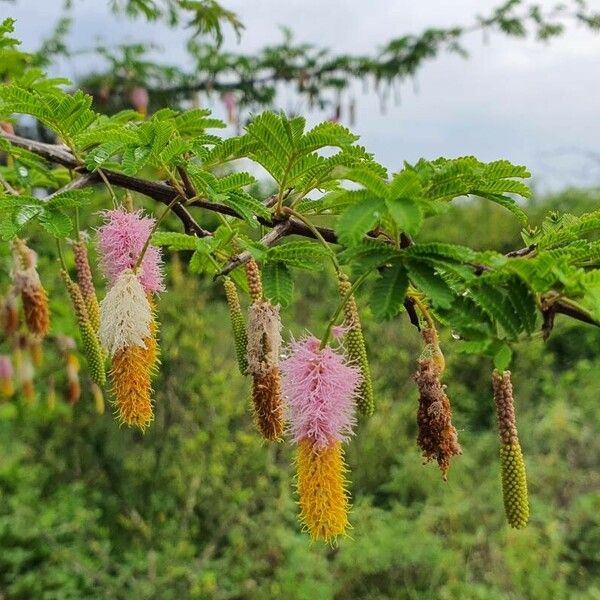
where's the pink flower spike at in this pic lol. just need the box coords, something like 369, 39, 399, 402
0, 355, 12, 379
331, 325, 348, 340
97, 208, 164, 293
281, 335, 361, 450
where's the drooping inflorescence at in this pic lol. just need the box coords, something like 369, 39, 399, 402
11, 239, 50, 338
245, 258, 284, 441
492, 369, 529, 529
61, 270, 106, 387
414, 327, 461, 480
97, 207, 164, 430
0, 291, 19, 336
223, 277, 248, 375
338, 273, 374, 416
97, 208, 164, 294
72, 239, 101, 332
99, 268, 155, 429
281, 335, 361, 542
0, 355, 14, 398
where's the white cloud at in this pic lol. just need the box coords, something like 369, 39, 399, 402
5, 0, 600, 190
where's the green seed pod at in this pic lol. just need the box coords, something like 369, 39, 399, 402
61, 270, 106, 387
72, 240, 101, 332
492, 369, 529, 529
223, 277, 248, 375
338, 273, 374, 416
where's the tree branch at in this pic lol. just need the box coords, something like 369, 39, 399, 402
216, 220, 292, 278
3, 131, 598, 332
2, 132, 211, 237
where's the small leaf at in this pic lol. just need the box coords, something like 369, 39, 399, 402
262, 261, 293, 308
407, 259, 455, 309
38, 208, 72, 237
336, 197, 385, 246
494, 344, 513, 372
151, 231, 198, 250
371, 263, 409, 320
46, 189, 94, 209
267, 240, 329, 271
386, 196, 423, 236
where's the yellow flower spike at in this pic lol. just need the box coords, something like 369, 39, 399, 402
296, 440, 350, 543
111, 343, 153, 430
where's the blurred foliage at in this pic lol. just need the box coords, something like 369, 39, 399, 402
0, 187, 599, 599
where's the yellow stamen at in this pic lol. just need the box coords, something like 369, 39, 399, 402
296, 440, 350, 542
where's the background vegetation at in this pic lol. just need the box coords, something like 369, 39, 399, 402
1, 188, 599, 599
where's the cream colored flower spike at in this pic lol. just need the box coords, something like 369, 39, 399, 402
99, 270, 152, 356
246, 301, 282, 377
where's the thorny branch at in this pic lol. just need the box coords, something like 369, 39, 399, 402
1, 131, 598, 332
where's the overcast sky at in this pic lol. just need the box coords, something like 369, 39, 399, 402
5, 0, 600, 192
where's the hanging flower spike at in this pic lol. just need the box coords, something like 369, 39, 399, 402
99, 270, 152, 356
97, 208, 164, 294
73, 239, 101, 331
244, 258, 284, 441
338, 273, 374, 416
247, 301, 281, 377
66, 352, 81, 404
492, 370, 529, 529
111, 343, 153, 429
91, 382, 105, 415
47, 377, 56, 410
0, 290, 19, 336
99, 270, 154, 430
129, 86, 149, 117
245, 257, 262, 303
281, 335, 361, 542
0, 355, 14, 398
223, 277, 248, 375
27, 335, 43, 367
296, 440, 350, 543
281, 336, 360, 451
19, 352, 35, 402
11, 240, 50, 337
251, 368, 283, 441
414, 327, 461, 480
61, 270, 106, 387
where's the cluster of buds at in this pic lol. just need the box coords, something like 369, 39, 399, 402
414, 327, 461, 480
492, 370, 529, 529
244, 258, 284, 441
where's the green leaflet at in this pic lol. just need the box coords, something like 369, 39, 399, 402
385, 196, 423, 236
336, 197, 386, 247
151, 232, 198, 250
371, 262, 409, 320
406, 259, 455, 309
262, 261, 293, 308
266, 240, 330, 271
